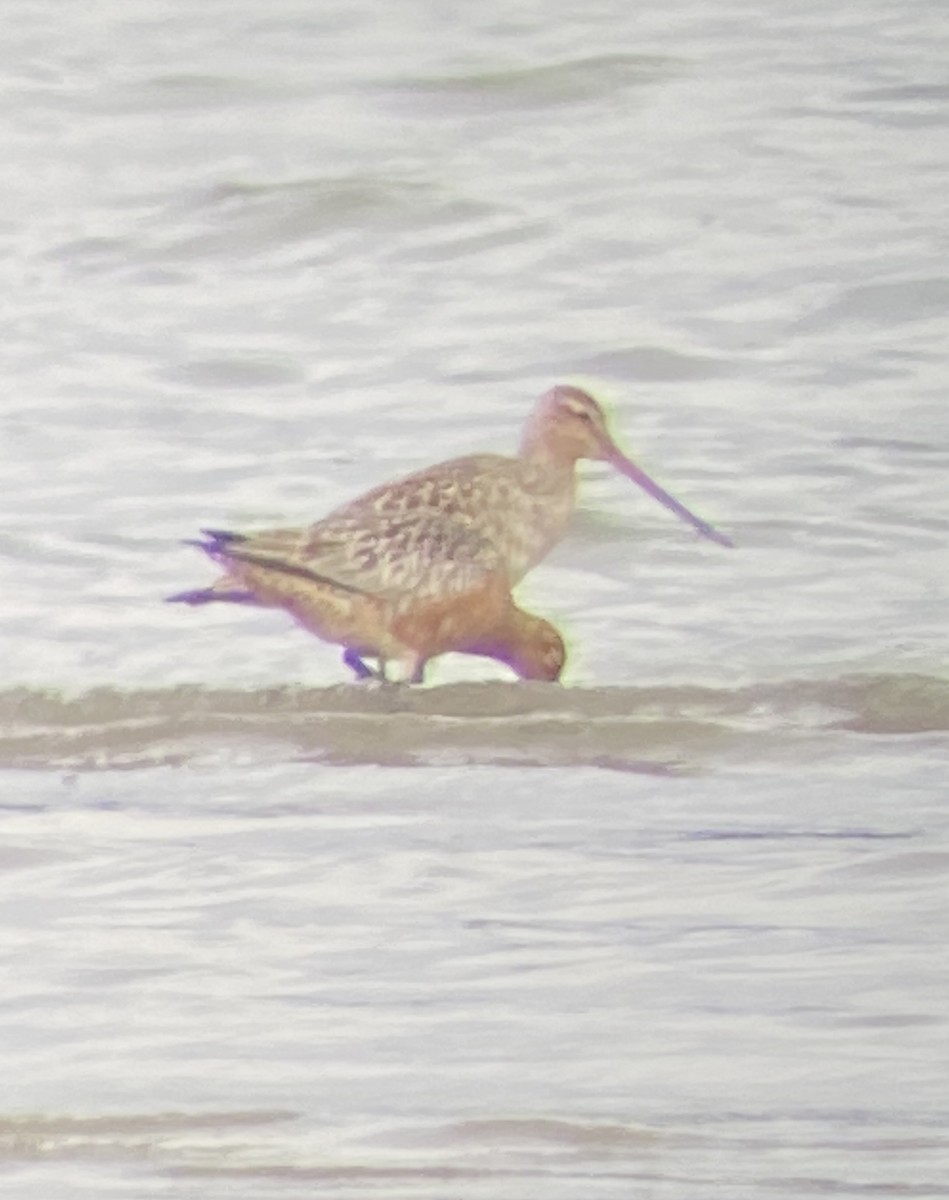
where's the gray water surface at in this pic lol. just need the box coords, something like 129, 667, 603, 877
2, 0, 948, 1196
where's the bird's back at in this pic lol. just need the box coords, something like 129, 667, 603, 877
327, 451, 577, 583
223, 507, 501, 606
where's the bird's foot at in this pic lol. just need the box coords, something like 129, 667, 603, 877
343, 648, 384, 681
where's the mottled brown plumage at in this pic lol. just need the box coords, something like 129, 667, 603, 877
169, 513, 564, 683
329, 384, 732, 585
168, 384, 730, 683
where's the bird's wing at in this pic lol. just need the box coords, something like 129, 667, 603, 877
325, 454, 511, 522
214, 511, 499, 603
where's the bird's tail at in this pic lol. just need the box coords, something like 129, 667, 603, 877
183, 528, 247, 557
168, 530, 257, 605
165, 586, 256, 605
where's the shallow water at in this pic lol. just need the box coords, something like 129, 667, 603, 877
2, 0, 949, 1195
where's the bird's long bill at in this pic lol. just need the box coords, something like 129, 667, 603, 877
606, 449, 734, 547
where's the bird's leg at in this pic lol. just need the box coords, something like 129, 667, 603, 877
342, 648, 381, 681
384, 653, 426, 685
343, 648, 424, 685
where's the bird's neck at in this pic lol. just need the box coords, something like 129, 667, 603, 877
519, 430, 580, 495
518, 425, 581, 475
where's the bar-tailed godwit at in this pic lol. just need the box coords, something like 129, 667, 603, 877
168, 384, 731, 682
168, 513, 565, 683
327, 383, 733, 583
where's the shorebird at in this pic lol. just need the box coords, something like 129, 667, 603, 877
167, 513, 565, 684
324, 383, 733, 584
168, 384, 731, 682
